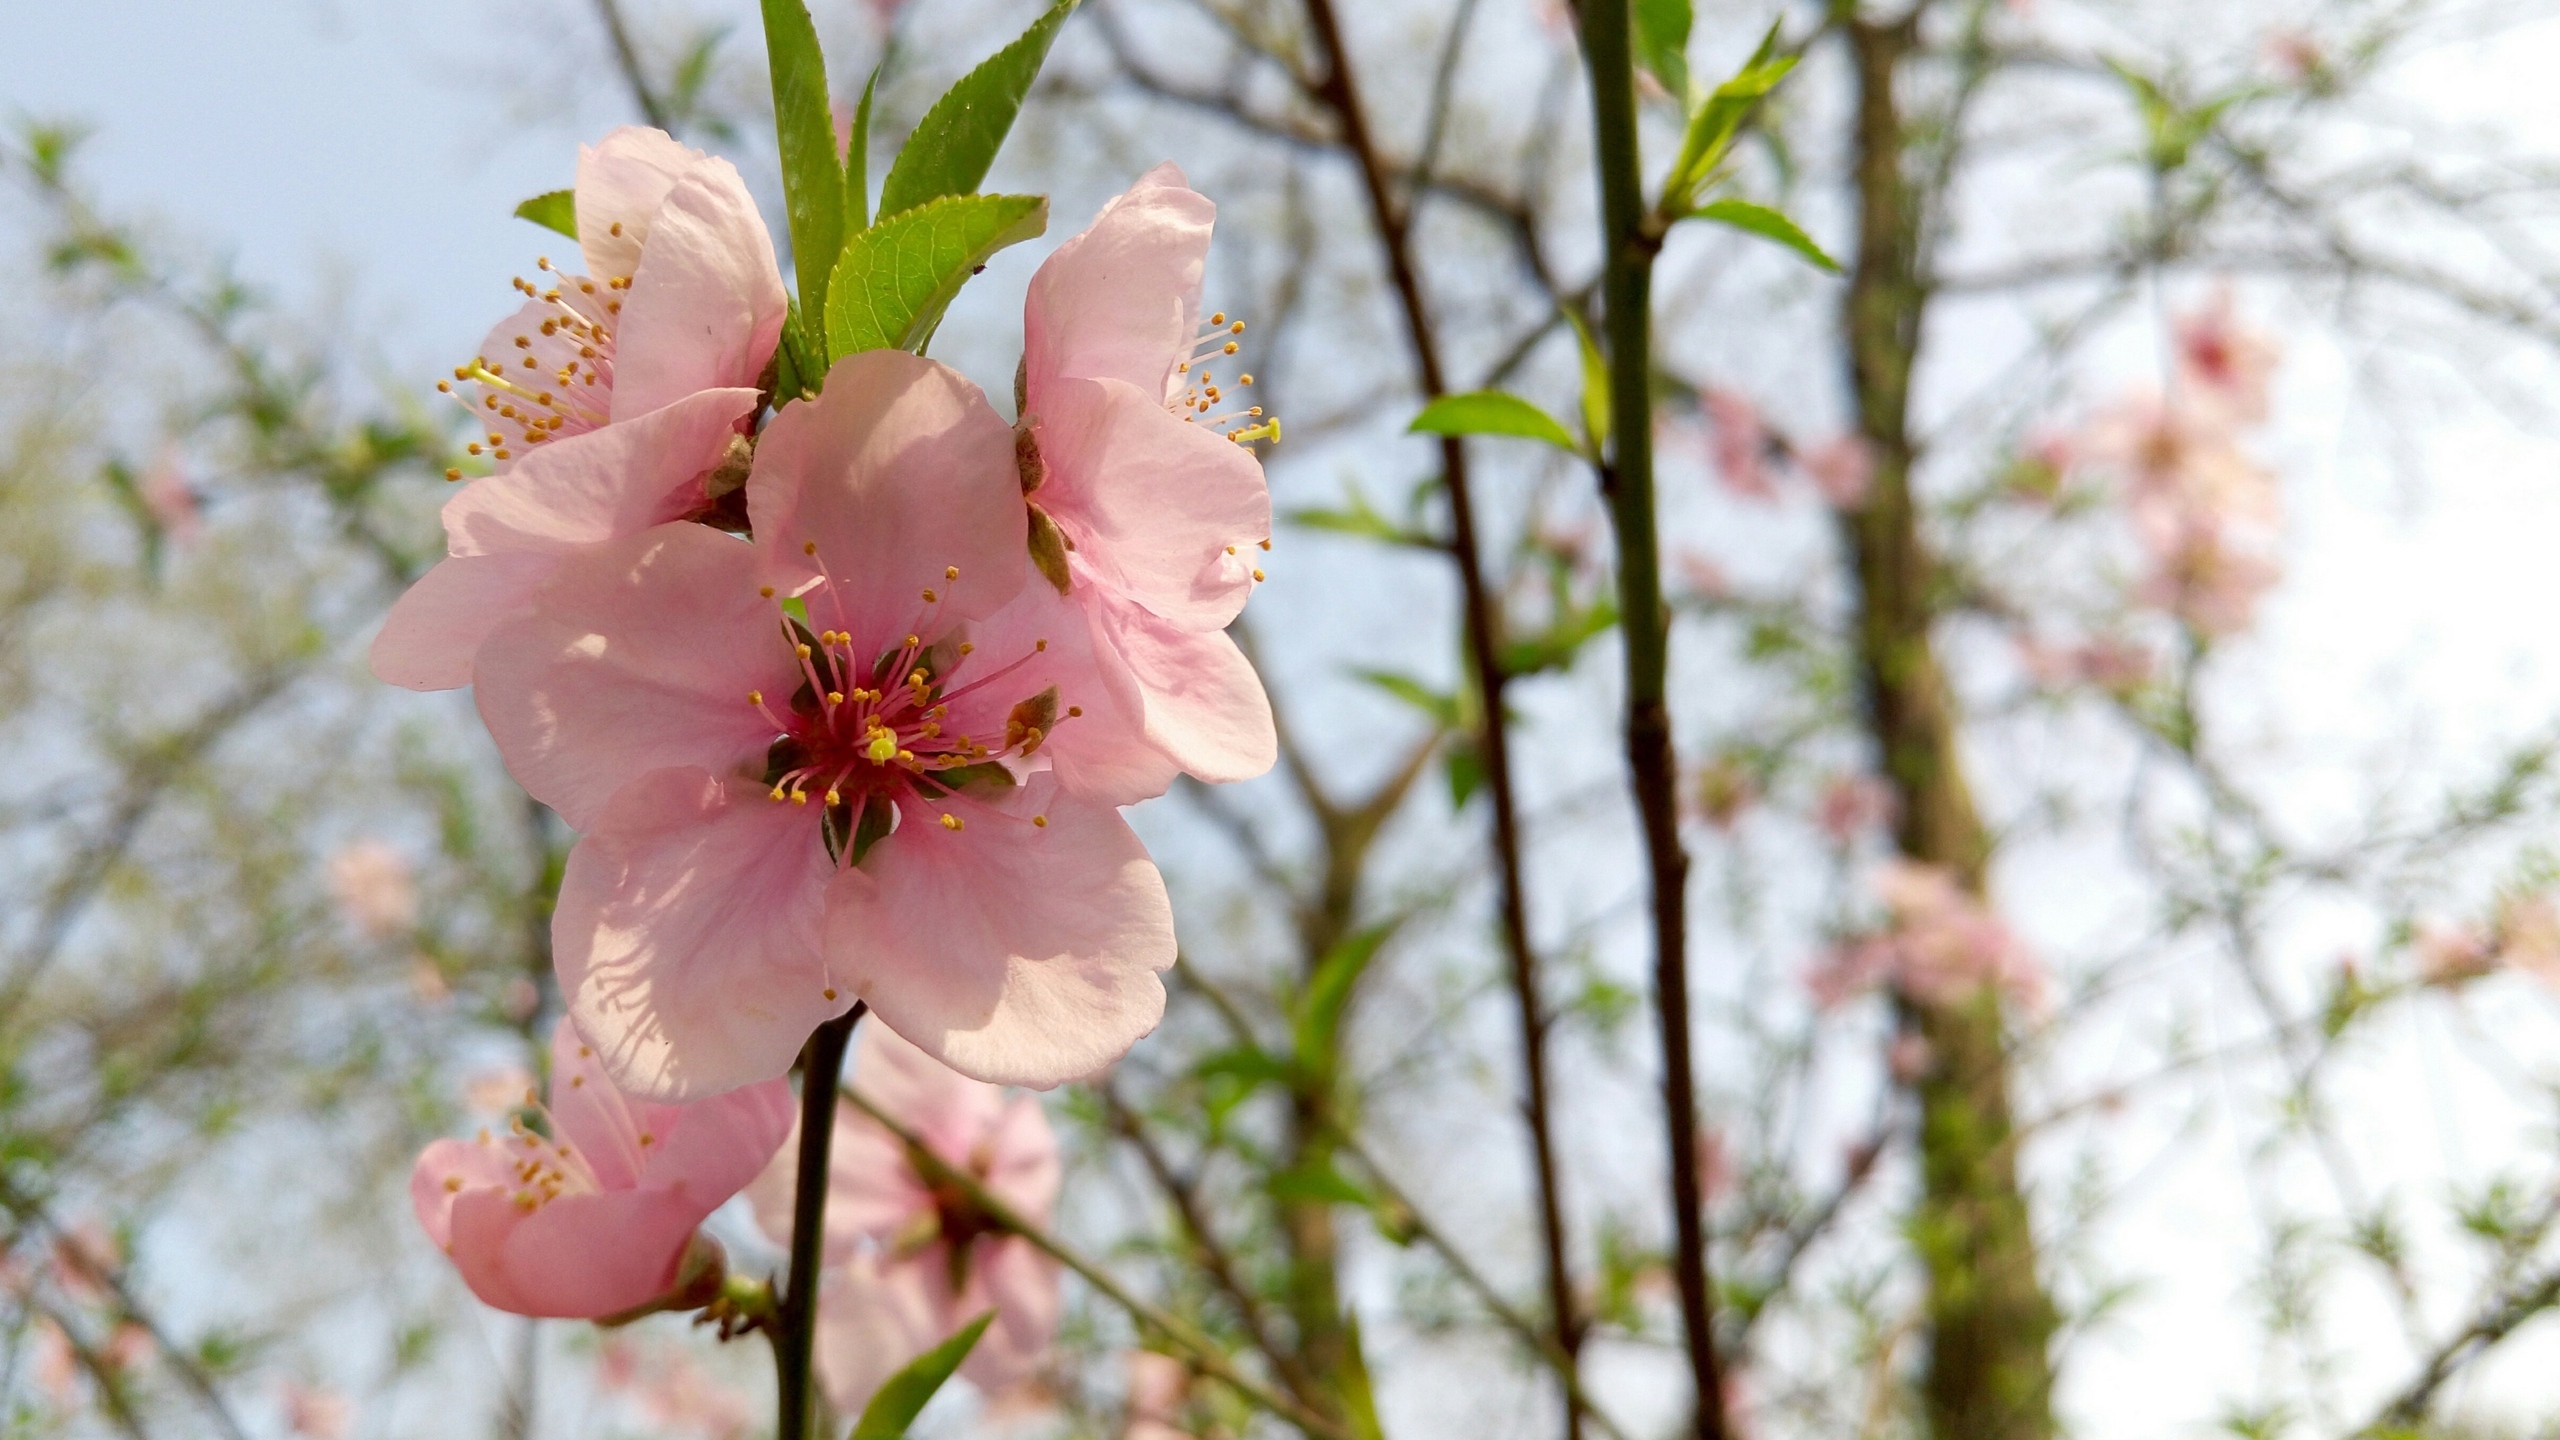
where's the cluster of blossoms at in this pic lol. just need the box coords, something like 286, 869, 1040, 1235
391, 128, 1274, 1374
1809, 859, 2046, 1013
2414, 892, 2560, 989
1697, 385, 1874, 510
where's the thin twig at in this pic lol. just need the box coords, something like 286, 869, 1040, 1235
589, 0, 673, 130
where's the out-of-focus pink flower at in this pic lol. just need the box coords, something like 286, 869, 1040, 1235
473, 351, 1176, 1098
2017, 634, 2156, 694
327, 840, 417, 940
49, 1220, 119, 1307
1702, 388, 1778, 501
2422, 895, 2560, 989
1696, 1126, 1735, 1201
2132, 514, 2282, 637
1797, 434, 1874, 509
100, 1322, 153, 1373
2264, 30, 2328, 85
1675, 550, 1733, 601
2494, 894, 2560, 984
34, 1318, 79, 1408
2003, 433, 2073, 504
409, 958, 452, 1005
597, 1336, 755, 1440
2083, 388, 2283, 637
462, 1065, 536, 1114
2414, 922, 2494, 987
1017, 165, 1278, 788
750, 1026, 1063, 1418
1886, 1032, 1935, 1083
1810, 861, 2044, 1011
1814, 774, 1896, 843
2174, 287, 2280, 425
142, 446, 201, 550
1125, 1351, 1195, 1440
279, 1381, 354, 1440
373, 127, 788, 691
408, 1018, 791, 1319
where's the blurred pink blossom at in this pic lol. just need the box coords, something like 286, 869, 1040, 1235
597, 1336, 755, 1440
2017, 634, 2155, 693
1675, 550, 1733, 600
1810, 861, 2044, 1011
142, 446, 201, 550
327, 840, 416, 940
49, 1220, 120, 1307
461, 1065, 536, 1115
1125, 1351, 1195, 1440
750, 1025, 1064, 1417
2083, 388, 2282, 636
1886, 1033, 1936, 1083
279, 1381, 354, 1440
1702, 388, 1779, 500
1798, 435, 1874, 509
2174, 287, 2280, 424
1814, 774, 1896, 843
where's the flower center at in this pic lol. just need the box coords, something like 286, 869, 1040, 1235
475, 1108, 604, 1215
434, 256, 625, 477
744, 557, 1077, 864
1169, 311, 1281, 447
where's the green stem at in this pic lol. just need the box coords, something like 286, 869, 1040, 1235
775, 1003, 865, 1440
1571, 0, 1726, 1434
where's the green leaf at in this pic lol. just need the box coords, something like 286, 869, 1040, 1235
1687, 198, 1837, 272
512, 189, 578, 239
1409, 391, 1581, 456
1352, 669, 1461, 729
1283, 488, 1439, 549
1665, 24, 1794, 212
1565, 310, 1610, 454
826, 193, 1049, 358
877, 0, 1076, 219
1443, 738, 1484, 810
849, 1312, 994, 1438
846, 66, 880, 232
1632, 0, 1691, 99
1268, 1161, 1377, 1208
761, 0, 847, 369
1194, 1045, 1293, 1089
1293, 922, 1392, 1067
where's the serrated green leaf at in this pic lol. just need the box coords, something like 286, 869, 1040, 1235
761, 0, 846, 370
1633, 0, 1691, 99
878, 0, 1076, 219
826, 193, 1049, 358
846, 66, 880, 231
849, 1311, 993, 1438
1687, 198, 1837, 272
512, 189, 578, 239
1410, 391, 1582, 455
1665, 23, 1794, 212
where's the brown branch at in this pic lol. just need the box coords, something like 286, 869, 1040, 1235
589, 0, 672, 130
2362, 1256, 2560, 1433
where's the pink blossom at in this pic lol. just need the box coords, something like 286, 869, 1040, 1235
327, 839, 417, 939
1810, 861, 2044, 1011
33, 1318, 78, 1409
1124, 1351, 1195, 1440
373, 127, 787, 691
2174, 287, 2280, 425
2017, 634, 2155, 693
48, 1220, 119, 1307
2132, 512, 2282, 637
1797, 434, 1874, 509
473, 351, 1175, 1097
1675, 550, 1733, 600
2494, 894, 2560, 984
279, 1381, 354, 1440
1886, 1033, 1935, 1083
1016, 166, 1278, 785
1702, 387, 1777, 500
2414, 921, 2494, 987
597, 1336, 755, 1440
141, 446, 201, 550
2082, 391, 2282, 636
750, 1025, 1063, 1417
462, 1065, 536, 1114
1814, 774, 1896, 843
408, 1017, 791, 1319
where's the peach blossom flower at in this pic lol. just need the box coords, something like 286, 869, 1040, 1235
2083, 389, 2282, 636
408, 1018, 791, 1318
48, 1219, 119, 1306
1814, 774, 1896, 843
1016, 166, 1277, 786
1797, 434, 1874, 509
751, 1026, 1063, 1417
279, 1381, 354, 1440
1124, 1351, 1196, 1440
373, 127, 787, 691
474, 350, 1177, 1097
1811, 861, 2043, 1011
1702, 387, 1778, 500
327, 839, 417, 940
2174, 286, 2280, 425
141, 446, 201, 550
1675, 550, 1733, 600
597, 1336, 754, 1439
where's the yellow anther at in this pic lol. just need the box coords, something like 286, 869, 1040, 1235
1034, 639, 1049, 652
940, 813, 964, 831
748, 690, 763, 705
1259, 538, 1273, 550
569, 1075, 585, 1088
1240, 374, 1254, 385
1226, 545, 1238, 555
1231, 320, 1246, 334
1211, 312, 1226, 325
827, 691, 845, 706
443, 1176, 463, 1192
770, 786, 788, 801
1032, 815, 1049, 828
760, 585, 775, 598
1253, 568, 1267, 581
791, 790, 809, 806
804, 540, 817, 555
1224, 342, 1238, 355
904, 634, 920, 648
610, 221, 624, 236
896, 749, 915, 764
958, 642, 974, 655
1067, 705, 1084, 718
944, 566, 959, 579
445, 468, 463, 482
922, 588, 938, 603
797, 644, 812, 659
467, 442, 483, 455
823, 987, 838, 1000
824, 789, 840, 805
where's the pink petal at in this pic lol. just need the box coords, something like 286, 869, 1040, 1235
982, 1094, 1062, 1219
959, 581, 1176, 804
813, 1252, 943, 1417
745, 1109, 932, 1265
545, 1015, 662, 1191
445, 1185, 701, 1319
443, 388, 758, 555
746, 349, 1026, 632
610, 163, 789, 421
545, 1017, 796, 1198
1024, 164, 1208, 402
576, 127, 702, 283
960, 1238, 1061, 1393
852, 1023, 1008, 1162
1094, 598, 1275, 784
1032, 375, 1267, 630
824, 782, 1172, 1087
409, 1136, 518, 1251
369, 552, 560, 692
555, 767, 849, 1102
472, 524, 787, 829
